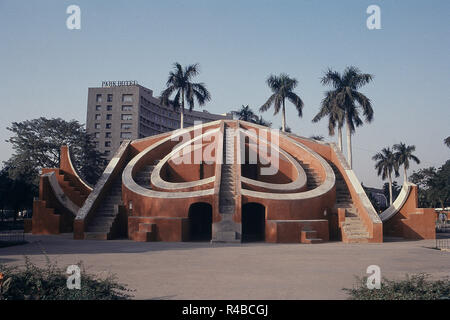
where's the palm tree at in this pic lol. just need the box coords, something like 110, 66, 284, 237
312, 90, 345, 151
232, 105, 272, 127
320, 67, 374, 168
255, 116, 272, 127
445, 136, 450, 148
309, 135, 324, 141
393, 142, 420, 182
232, 105, 258, 122
260, 74, 304, 133
372, 147, 400, 205
160, 63, 211, 129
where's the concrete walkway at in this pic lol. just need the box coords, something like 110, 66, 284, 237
1, 234, 449, 299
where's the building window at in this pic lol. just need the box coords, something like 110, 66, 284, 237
121, 123, 132, 130
122, 94, 133, 102
106, 114, 112, 120
94, 132, 100, 138
105, 132, 112, 138
95, 105, 101, 111
122, 105, 133, 111
95, 114, 101, 120
120, 132, 132, 139
105, 150, 111, 156
95, 123, 100, 129
107, 94, 113, 102
121, 114, 132, 121
105, 141, 111, 147
106, 123, 112, 129
107, 105, 113, 111
94, 141, 99, 147
96, 94, 102, 103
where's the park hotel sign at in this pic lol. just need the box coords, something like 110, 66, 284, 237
101, 80, 138, 87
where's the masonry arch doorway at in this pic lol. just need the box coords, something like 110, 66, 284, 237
188, 202, 212, 241
242, 202, 266, 242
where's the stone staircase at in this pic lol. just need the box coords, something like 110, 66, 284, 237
296, 159, 321, 190
53, 169, 90, 207
214, 126, 239, 242
328, 162, 370, 243
134, 160, 159, 189
219, 128, 236, 214
133, 222, 157, 242
85, 177, 123, 240
300, 229, 323, 244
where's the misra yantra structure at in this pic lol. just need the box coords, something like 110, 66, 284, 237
26, 120, 436, 243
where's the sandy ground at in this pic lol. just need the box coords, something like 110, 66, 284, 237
1, 234, 449, 299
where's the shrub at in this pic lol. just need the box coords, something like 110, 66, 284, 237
0, 257, 133, 300
344, 273, 450, 300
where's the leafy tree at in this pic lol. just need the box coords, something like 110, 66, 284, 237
372, 147, 400, 205
320, 67, 374, 168
0, 165, 36, 223
393, 143, 420, 182
312, 89, 345, 151
260, 74, 304, 133
410, 161, 450, 209
383, 181, 401, 205
160, 63, 211, 129
5, 117, 105, 186
445, 136, 450, 148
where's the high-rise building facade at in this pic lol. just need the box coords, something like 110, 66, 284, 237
86, 81, 231, 159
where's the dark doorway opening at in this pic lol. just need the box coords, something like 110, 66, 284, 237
188, 202, 212, 241
242, 203, 265, 242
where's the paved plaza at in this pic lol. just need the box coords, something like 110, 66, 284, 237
1, 235, 449, 299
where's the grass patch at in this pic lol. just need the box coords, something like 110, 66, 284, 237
344, 273, 450, 300
0, 257, 133, 300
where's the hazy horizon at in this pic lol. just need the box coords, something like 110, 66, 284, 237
1, 0, 449, 188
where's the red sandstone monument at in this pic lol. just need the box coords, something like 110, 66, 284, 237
25, 120, 435, 243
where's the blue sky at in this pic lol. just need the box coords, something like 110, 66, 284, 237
0, 0, 449, 187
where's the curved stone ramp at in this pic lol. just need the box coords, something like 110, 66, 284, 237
238, 128, 308, 194
380, 182, 435, 240
149, 128, 219, 191
123, 121, 221, 199
31, 171, 79, 234
61, 145, 93, 193
239, 129, 335, 200
29, 145, 91, 235
379, 182, 413, 222
74, 141, 132, 240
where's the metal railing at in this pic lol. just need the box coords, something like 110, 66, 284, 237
0, 230, 25, 243
436, 221, 450, 233
436, 238, 450, 250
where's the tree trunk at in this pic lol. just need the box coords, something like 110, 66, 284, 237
388, 173, 393, 205
346, 120, 352, 169
180, 90, 185, 129
338, 127, 343, 152
281, 99, 286, 132
404, 166, 408, 183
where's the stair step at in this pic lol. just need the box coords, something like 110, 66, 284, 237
85, 232, 109, 240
